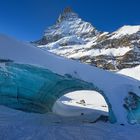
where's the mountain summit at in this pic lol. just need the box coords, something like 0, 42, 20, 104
35, 7, 99, 45
57, 7, 78, 23
35, 8, 140, 70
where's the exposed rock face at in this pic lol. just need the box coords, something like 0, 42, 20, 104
34, 8, 140, 70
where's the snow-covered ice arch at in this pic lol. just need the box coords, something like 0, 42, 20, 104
0, 34, 140, 124
0, 63, 116, 123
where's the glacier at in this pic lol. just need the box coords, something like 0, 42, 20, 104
0, 62, 95, 112
0, 34, 140, 124
0, 63, 103, 110
0, 62, 116, 122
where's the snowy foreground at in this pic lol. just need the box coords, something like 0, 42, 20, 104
0, 105, 140, 140
0, 90, 140, 140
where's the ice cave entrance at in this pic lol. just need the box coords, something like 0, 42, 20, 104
0, 62, 116, 123
53, 90, 109, 122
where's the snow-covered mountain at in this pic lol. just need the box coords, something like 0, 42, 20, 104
35, 8, 140, 70
35, 7, 99, 45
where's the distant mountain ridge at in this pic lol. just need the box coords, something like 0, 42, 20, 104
34, 7, 140, 70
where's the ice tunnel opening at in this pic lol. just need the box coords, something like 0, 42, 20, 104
0, 62, 116, 123
53, 90, 110, 123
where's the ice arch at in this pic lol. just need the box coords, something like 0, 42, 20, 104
0, 62, 116, 123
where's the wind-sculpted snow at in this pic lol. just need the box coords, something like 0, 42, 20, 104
0, 34, 140, 124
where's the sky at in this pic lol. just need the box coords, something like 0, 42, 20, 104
0, 0, 140, 41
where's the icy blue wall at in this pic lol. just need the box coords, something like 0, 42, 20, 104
0, 62, 116, 122
124, 92, 140, 124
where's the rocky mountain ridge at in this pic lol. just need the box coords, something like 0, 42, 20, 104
34, 7, 140, 70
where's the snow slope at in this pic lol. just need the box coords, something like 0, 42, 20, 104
110, 25, 140, 39
67, 46, 131, 59
118, 65, 140, 81
0, 105, 140, 140
0, 34, 140, 124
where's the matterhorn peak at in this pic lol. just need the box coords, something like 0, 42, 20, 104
63, 7, 73, 13
35, 7, 99, 45
57, 7, 78, 23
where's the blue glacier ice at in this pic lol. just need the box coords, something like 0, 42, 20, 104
124, 92, 140, 124
0, 62, 116, 122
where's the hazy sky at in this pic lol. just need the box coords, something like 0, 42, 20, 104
0, 0, 140, 41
